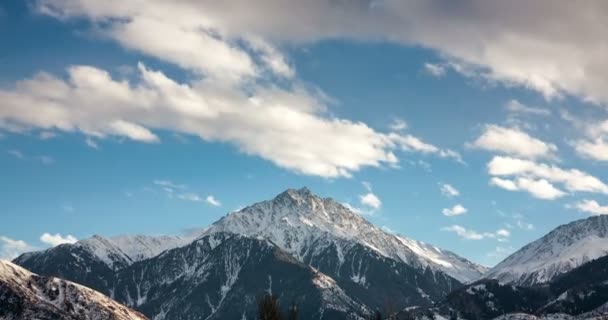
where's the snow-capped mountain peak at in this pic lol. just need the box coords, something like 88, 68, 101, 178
485, 215, 608, 286
205, 187, 486, 283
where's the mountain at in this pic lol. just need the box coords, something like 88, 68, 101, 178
104, 232, 370, 319
16, 234, 189, 272
13, 234, 190, 294
485, 215, 608, 286
403, 254, 608, 319
14, 187, 486, 319
0, 259, 146, 320
204, 187, 486, 283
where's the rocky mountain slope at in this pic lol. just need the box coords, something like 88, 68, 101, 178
484, 215, 608, 286
0, 259, 146, 320
204, 187, 486, 283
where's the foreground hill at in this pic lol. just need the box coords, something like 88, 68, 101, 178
0, 260, 146, 320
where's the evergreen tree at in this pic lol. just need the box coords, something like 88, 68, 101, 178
258, 294, 282, 320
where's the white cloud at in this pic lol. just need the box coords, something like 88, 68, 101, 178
440, 183, 460, 197
177, 192, 222, 207
85, 137, 99, 149
442, 204, 467, 216
574, 138, 608, 162
390, 133, 463, 163
470, 125, 557, 160
423, 63, 446, 78
0, 62, 458, 178
39, 233, 78, 247
359, 193, 382, 210
205, 195, 221, 207
441, 225, 510, 241
569, 199, 608, 216
491, 176, 566, 200
488, 156, 608, 195
505, 99, 550, 116
0, 236, 34, 260
34, 0, 608, 104
490, 177, 518, 191
389, 118, 408, 131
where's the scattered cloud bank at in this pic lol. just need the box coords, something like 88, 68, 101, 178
442, 225, 510, 241
486, 156, 608, 200
31, 0, 608, 104
0, 0, 470, 179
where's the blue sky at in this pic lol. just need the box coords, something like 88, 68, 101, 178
2, 0, 608, 266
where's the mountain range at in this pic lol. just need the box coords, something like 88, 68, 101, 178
9, 188, 608, 319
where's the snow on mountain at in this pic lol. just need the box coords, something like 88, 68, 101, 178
485, 215, 608, 286
0, 259, 147, 320
203, 187, 486, 283
78, 234, 190, 269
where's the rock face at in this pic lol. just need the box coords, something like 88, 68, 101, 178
14, 188, 487, 319
0, 259, 147, 320
485, 215, 608, 286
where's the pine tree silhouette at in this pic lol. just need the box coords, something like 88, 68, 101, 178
257, 294, 282, 320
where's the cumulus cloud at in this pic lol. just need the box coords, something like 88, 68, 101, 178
0, 236, 34, 260
441, 225, 510, 241
40, 233, 77, 247
0, 62, 458, 178
358, 181, 382, 211
359, 193, 382, 210
470, 125, 557, 160
568, 199, 608, 216
575, 138, 608, 162
442, 204, 467, 216
488, 156, 608, 195
33, 0, 608, 104
440, 183, 460, 197
490, 176, 566, 200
